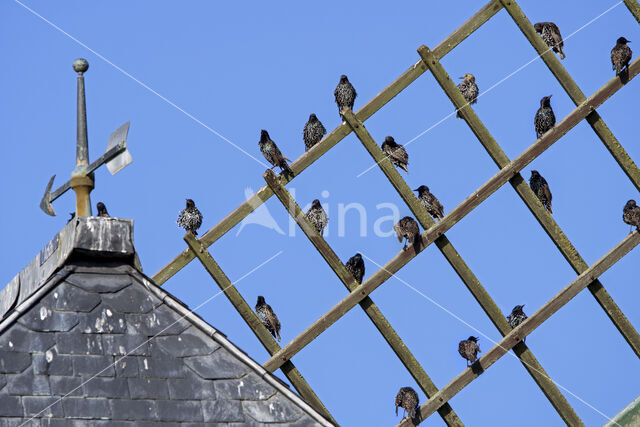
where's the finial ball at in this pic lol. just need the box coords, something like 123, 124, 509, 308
72, 58, 89, 73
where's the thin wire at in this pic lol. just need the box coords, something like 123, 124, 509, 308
12, 0, 271, 169
361, 253, 620, 425
19, 250, 283, 425
356, 0, 624, 178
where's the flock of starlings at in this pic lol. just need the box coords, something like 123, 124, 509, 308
94, 23, 638, 423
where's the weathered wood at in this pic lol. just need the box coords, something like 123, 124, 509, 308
263, 169, 464, 427
419, 43, 640, 361
623, 0, 640, 24
263, 56, 640, 373
183, 232, 335, 423
151, 0, 504, 286
343, 109, 582, 426
398, 231, 640, 426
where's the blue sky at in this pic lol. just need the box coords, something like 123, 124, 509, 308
2, 1, 640, 425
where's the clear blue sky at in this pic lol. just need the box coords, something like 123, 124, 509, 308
1, 1, 640, 425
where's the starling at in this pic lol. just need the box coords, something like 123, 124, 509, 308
259, 130, 293, 177
67, 212, 76, 223
345, 253, 365, 284
534, 95, 555, 139
507, 304, 528, 329
623, 200, 640, 232
458, 336, 481, 366
395, 386, 419, 420
529, 170, 553, 214
255, 296, 281, 342
96, 202, 110, 218
177, 198, 203, 235
306, 199, 328, 235
334, 74, 357, 118
611, 37, 632, 76
534, 22, 565, 60
414, 185, 444, 221
456, 73, 479, 118
394, 216, 421, 252
381, 136, 409, 173
303, 113, 326, 151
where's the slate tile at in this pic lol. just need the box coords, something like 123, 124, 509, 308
155, 400, 203, 422
185, 350, 248, 380
56, 332, 104, 355
6, 368, 50, 395
138, 343, 184, 379
0, 350, 31, 373
51, 282, 101, 312
79, 304, 127, 334
17, 303, 79, 332
202, 400, 245, 423
126, 305, 190, 336
49, 375, 83, 396
65, 274, 132, 293
242, 394, 303, 423
102, 334, 148, 356
0, 395, 23, 416
168, 370, 216, 400
109, 399, 157, 421
155, 326, 218, 357
72, 355, 115, 377
33, 348, 73, 376
214, 372, 276, 400
82, 377, 129, 398
0, 324, 56, 352
127, 378, 169, 399
62, 397, 111, 419
114, 356, 139, 377
102, 285, 159, 314
23, 396, 64, 417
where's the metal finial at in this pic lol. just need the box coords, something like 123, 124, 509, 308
72, 58, 89, 74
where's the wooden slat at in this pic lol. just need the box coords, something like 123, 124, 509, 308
151, 0, 504, 286
342, 109, 582, 426
623, 0, 640, 24
262, 56, 640, 373
262, 169, 464, 427
418, 43, 640, 360
398, 231, 640, 426
183, 232, 335, 423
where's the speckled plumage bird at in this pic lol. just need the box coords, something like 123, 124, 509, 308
456, 73, 479, 118
97, 202, 110, 218
255, 296, 281, 342
623, 200, 640, 232
381, 136, 409, 173
534, 22, 565, 60
611, 37, 632, 75
259, 130, 293, 177
334, 75, 357, 117
534, 95, 555, 139
177, 199, 203, 235
507, 305, 528, 329
394, 216, 421, 252
303, 114, 326, 151
395, 387, 419, 420
345, 253, 365, 284
458, 336, 480, 366
414, 185, 444, 221
306, 199, 328, 235
529, 170, 553, 214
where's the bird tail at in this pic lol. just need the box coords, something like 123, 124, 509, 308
547, 203, 553, 214
412, 234, 422, 255
408, 407, 416, 420
559, 49, 565, 60
276, 331, 281, 342
456, 110, 462, 119
281, 162, 293, 179
400, 164, 409, 173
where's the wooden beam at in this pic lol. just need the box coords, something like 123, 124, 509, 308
342, 109, 582, 426
262, 169, 464, 427
183, 232, 335, 423
151, 0, 504, 286
623, 0, 640, 24
398, 231, 640, 426
262, 55, 640, 373
418, 43, 640, 360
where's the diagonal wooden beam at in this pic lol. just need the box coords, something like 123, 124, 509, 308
342, 109, 582, 426
151, 0, 504, 286
262, 56, 640, 373
418, 44, 640, 359
262, 169, 463, 427
398, 231, 640, 426
623, 0, 640, 24
183, 232, 336, 423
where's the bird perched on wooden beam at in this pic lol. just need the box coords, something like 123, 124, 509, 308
381, 136, 409, 173
534, 22, 565, 60
394, 216, 421, 253
529, 170, 553, 214
303, 113, 326, 151
414, 185, 444, 221
456, 73, 479, 118
623, 199, 640, 232
395, 386, 419, 420
177, 198, 203, 235
458, 336, 480, 366
345, 253, 365, 284
306, 199, 328, 235
334, 74, 357, 118
611, 37, 632, 76
259, 130, 293, 178
255, 296, 281, 342
96, 202, 110, 218
507, 305, 528, 343
534, 95, 555, 139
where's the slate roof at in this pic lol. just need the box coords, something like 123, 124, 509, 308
0, 217, 333, 426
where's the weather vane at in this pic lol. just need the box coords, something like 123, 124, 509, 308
40, 58, 132, 217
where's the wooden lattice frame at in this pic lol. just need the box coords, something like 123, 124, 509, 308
152, 1, 640, 425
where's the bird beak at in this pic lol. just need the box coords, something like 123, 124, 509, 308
413, 188, 419, 191
458, 76, 464, 79
548, 94, 553, 98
